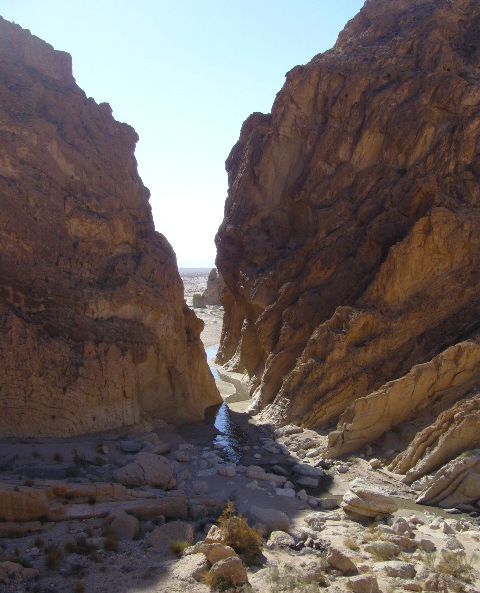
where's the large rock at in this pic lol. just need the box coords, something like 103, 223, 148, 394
147, 521, 195, 550
186, 542, 236, 564
0, 486, 50, 522
415, 450, 480, 508
113, 453, 175, 489
172, 553, 209, 582
214, 0, 480, 474
201, 268, 225, 306
390, 395, 480, 482
341, 480, 398, 519
248, 505, 290, 534
0, 17, 220, 438
209, 556, 248, 587
104, 509, 140, 540
327, 343, 480, 459
326, 546, 358, 575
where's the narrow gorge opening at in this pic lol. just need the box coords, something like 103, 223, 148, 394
1, 2, 480, 592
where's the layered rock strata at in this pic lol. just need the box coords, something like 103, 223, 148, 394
0, 17, 220, 437
216, 0, 480, 492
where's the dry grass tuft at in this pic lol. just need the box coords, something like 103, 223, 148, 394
170, 540, 190, 556
343, 536, 359, 551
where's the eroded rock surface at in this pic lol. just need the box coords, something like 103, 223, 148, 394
215, 0, 480, 488
0, 18, 220, 437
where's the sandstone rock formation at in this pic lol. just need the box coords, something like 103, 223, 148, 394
0, 17, 220, 437
215, 0, 480, 490
415, 450, 480, 508
341, 480, 398, 520
203, 268, 225, 306
192, 269, 225, 308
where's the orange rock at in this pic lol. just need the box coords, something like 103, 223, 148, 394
215, 0, 480, 470
0, 17, 220, 437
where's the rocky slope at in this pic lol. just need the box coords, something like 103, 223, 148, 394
216, 0, 480, 489
0, 17, 220, 437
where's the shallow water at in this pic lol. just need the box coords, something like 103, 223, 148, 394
206, 344, 248, 463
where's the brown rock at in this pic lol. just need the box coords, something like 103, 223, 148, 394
0, 17, 220, 438
390, 395, 480, 482
216, 0, 480, 427
209, 556, 248, 587
204, 524, 228, 544
341, 480, 398, 519
186, 542, 236, 564
326, 546, 358, 575
202, 268, 225, 306
0, 561, 39, 584
192, 293, 207, 308
214, 0, 480, 489
348, 575, 380, 593
0, 486, 49, 522
147, 521, 195, 550
113, 452, 176, 489
105, 509, 140, 541
327, 342, 480, 459
172, 553, 209, 582
415, 450, 480, 508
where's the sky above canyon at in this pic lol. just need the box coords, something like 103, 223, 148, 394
1, 0, 363, 267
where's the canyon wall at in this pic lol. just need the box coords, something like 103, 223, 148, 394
216, 0, 480, 479
0, 18, 220, 437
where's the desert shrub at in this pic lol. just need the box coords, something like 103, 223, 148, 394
437, 551, 476, 583
34, 537, 45, 548
217, 502, 262, 565
267, 563, 328, 591
343, 536, 359, 551
366, 541, 398, 561
103, 536, 118, 552
44, 544, 63, 569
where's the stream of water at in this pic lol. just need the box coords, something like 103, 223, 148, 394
206, 344, 248, 463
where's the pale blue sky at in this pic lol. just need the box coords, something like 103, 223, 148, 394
1, 1, 364, 267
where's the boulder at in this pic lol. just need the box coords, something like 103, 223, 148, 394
292, 464, 325, 478
187, 542, 236, 564
341, 480, 398, 519
105, 510, 139, 541
204, 524, 227, 544
266, 531, 295, 549
326, 546, 358, 575
201, 268, 225, 306
113, 453, 175, 489
348, 575, 380, 593
209, 556, 248, 587
380, 561, 416, 579
192, 294, 206, 308
172, 553, 209, 581
0, 561, 39, 584
147, 521, 194, 550
248, 505, 290, 534
0, 486, 50, 522
415, 451, 480, 508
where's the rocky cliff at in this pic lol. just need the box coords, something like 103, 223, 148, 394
0, 18, 220, 437
216, 0, 480, 485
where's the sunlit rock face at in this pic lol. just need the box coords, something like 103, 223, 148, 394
216, 0, 480, 480
0, 17, 220, 437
